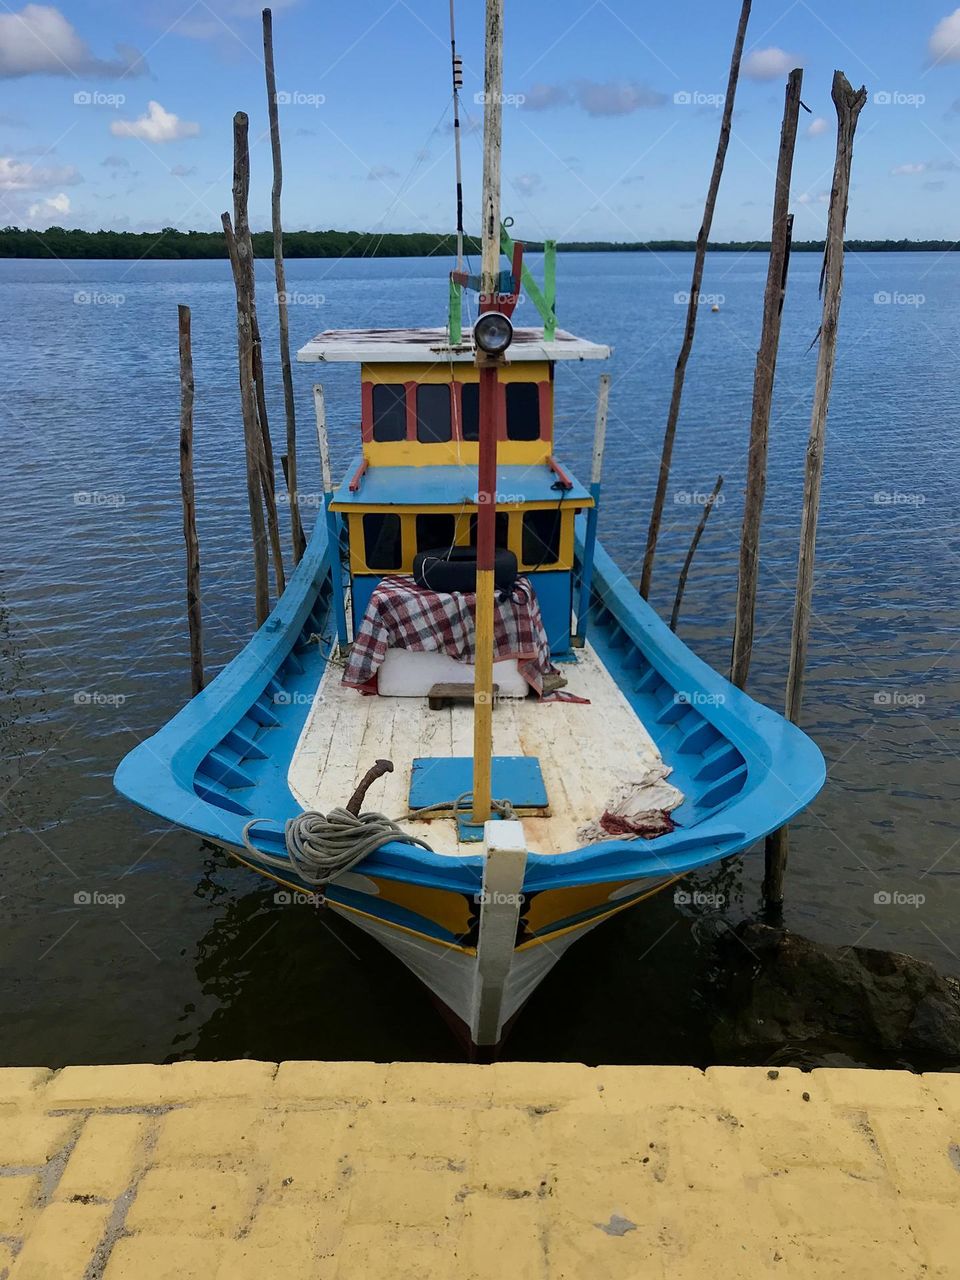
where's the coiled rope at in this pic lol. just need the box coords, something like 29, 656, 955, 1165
240, 792, 516, 890
242, 808, 432, 887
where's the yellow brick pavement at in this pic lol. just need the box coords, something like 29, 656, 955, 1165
0, 1061, 956, 1278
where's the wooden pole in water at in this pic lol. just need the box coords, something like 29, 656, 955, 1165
222, 206, 269, 628
471, 0, 504, 828
262, 6, 306, 565
231, 111, 286, 601
764, 71, 867, 905
638, 0, 752, 602
177, 304, 204, 695
731, 68, 803, 689
669, 474, 723, 633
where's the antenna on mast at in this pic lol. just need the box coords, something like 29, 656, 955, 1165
449, 0, 465, 272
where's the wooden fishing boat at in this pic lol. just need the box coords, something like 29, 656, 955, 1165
114, 1, 825, 1052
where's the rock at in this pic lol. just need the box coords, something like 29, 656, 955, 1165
708, 923, 960, 1069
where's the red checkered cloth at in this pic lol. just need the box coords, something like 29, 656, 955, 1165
343, 575, 561, 696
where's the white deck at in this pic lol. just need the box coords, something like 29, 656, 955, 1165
296, 326, 610, 364
288, 644, 663, 857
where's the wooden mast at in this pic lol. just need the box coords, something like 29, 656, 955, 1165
471, 0, 504, 827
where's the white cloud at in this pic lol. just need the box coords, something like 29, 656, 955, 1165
110, 102, 200, 144
511, 172, 543, 196
0, 155, 80, 189
27, 191, 69, 219
891, 162, 928, 175
0, 5, 146, 78
742, 47, 801, 81
807, 117, 829, 137
796, 190, 828, 205
930, 9, 960, 64
520, 79, 667, 116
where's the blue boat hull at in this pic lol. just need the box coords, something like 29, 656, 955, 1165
114, 516, 825, 1039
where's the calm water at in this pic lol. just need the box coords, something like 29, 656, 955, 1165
1, 251, 958, 1068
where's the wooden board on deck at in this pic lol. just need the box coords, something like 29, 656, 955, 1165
287, 644, 664, 857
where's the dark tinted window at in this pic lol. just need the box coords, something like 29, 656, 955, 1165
460, 383, 480, 441
469, 512, 510, 550
362, 513, 402, 570
505, 383, 541, 441
416, 384, 452, 443
372, 384, 407, 442
416, 513, 457, 553
522, 508, 561, 566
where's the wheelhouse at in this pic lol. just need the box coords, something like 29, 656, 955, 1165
298, 325, 610, 657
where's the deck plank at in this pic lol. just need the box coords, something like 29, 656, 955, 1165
289, 645, 662, 857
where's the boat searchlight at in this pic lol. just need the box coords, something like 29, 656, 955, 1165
474, 310, 513, 357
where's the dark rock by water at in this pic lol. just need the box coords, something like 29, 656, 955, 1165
707, 922, 960, 1070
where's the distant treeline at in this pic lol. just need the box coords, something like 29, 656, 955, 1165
0, 226, 957, 259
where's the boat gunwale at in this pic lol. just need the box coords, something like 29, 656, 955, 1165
114, 519, 825, 892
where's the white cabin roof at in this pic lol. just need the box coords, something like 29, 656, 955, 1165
296, 326, 610, 364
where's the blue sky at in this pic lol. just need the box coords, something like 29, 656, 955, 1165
3, 1, 960, 240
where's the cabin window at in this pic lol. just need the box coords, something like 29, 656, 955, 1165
522, 508, 561, 567
362, 513, 402, 570
460, 383, 480, 441
505, 382, 541, 441
469, 512, 510, 550
416, 513, 457, 553
416, 384, 452, 443
371, 384, 407, 442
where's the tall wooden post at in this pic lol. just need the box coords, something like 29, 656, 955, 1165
731, 68, 803, 689
177, 304, 204, 695
222, 204, 269, 629
471, 0, 504, 828
764, 71, 867, 905
262, 6, 306, 564
639, 0, 752, 601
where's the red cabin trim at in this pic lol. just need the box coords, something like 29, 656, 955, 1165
404, 380, 417, 442
360, 382, 374, 443
348, 459, 369, 493
547, 455, 573, 490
